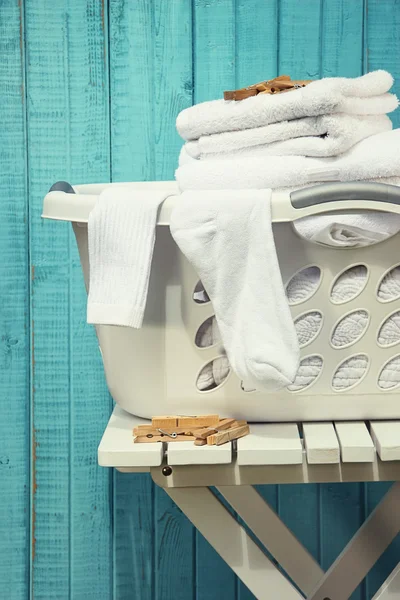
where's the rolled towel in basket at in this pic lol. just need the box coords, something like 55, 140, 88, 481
177, 71, 398, 141
185, 114, 392, 160
176, 129, 400, 191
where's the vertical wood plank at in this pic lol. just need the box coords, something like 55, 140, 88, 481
365, 484, 400, 599
235, 0, 279, 87
365, 5, 400, 594
0, 1, 30, 599
321, 0, 364, 77
193, 1, 237, 597
278, 0, 322, 79
366, 1, 400, 127
26, 1, 71, 595
109, 2, 156, 597
153, 2, 195, 598
276, 2, 323, 594
67, 1, 113, 598
193, 0, 235, 104
26, 0, 112, 598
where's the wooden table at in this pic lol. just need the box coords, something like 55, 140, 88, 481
99, 406, 400, 600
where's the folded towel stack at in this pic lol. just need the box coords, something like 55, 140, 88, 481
175, 70, 399, 190
171, 70, 400, 393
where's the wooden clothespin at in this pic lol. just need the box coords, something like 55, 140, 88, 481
133, 415, 220, 443
224, 75, 312, 101
194, 418, 250, 446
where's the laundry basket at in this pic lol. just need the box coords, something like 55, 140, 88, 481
42, 181, 400, 422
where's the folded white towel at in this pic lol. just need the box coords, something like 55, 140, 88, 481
176, 129, 400, 191
170, 190, 300, 391
87, 186, 169, 328
185, 114, 392, 159
177, 71, 398, 141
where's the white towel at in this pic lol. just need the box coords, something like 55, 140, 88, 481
170, 190, 300, 391
185, 114, 393, 159
294, 211, 400, 247
176, 129, 400, 191
87, 186, 169, 328
177, 71, 398, 141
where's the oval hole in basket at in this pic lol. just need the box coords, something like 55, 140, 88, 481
378, 355, 400, 389
287, 355, 323, 392
195, 316, 221, 348
378, 311, 400, 347
331, 310, 369, 349
197, 358, 230, 392
330, 265, 368, 304
332, 354, 369, 391
193, 281, 210, 304
286, 266, 321, 306
377, 265, 400, 303
295, 311, 323, 348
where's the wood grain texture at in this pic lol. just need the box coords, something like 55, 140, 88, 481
367, 2, 400, 127
0, 2, 30, 599
67, 1, 113, 598
235, 0, 278, 87
26, 0, 112, 598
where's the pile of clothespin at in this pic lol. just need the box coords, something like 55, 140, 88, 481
224, 75, 312, 101
133, 415, 250, 446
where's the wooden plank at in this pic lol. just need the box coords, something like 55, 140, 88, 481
372, 562, 400, 599
365, 4, 400, 595
237, 424, 302, 466
309, 483, 400, 600
367, 0, 400, 129
321, 0, 364, 77
153, 4, 195, 596
0, 2, 30, 599
193, 0, 236, 104
26, 1, 113, 597
99, 407, 163, 467
335, 422, 375, 463
219, 486, 324, 596
278, 0, 322, 80
303, 423, 340, 464
26, 0, 72, 595
370, 422, 400, 461
167, 441, 232, 466
235, 0, 278, 87
167, 487, 303, 600
66, 2, 113, 598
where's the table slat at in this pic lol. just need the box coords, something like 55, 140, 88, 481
98, 406, 163, 467
370, 421, 400, 461
237, 423, 302, 466
303, 422, 340, 464
334, 422, 375, 463
167, 441, 232, 466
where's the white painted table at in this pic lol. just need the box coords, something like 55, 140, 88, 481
99, 406, 400, 600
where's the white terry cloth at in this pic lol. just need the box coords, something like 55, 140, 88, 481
170, 190, 300, 391
294, 210, 400, 247
177, 71, 398, 141
176, 129, 400, 191
87, 186, 169, 328
185, 114, 392, 160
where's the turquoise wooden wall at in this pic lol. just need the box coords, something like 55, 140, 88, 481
1, 1, 400, 598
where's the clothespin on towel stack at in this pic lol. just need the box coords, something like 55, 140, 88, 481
224, 74, 312, 101
133, 415, 250, 446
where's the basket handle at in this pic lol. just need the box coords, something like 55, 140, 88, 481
291, 182, 400, 209
49, 180, 75, 194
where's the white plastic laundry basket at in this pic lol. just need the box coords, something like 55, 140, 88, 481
43, 180, 400, 422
